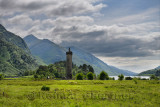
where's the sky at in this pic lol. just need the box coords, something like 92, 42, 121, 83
0, 0, 160, 73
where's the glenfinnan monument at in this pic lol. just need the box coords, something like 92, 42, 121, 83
66, 48, 72, 79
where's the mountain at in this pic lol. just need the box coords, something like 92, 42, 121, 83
24, 35, 136, 76
0, 24, 38, 75
138, 66, 160, 76
70, 46, 136, 76
155, 66, 160, 69
24, 34, 66, 64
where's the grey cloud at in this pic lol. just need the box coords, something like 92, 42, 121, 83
61, 36, 155, 57
0, 0, 15, 9
0, 0, 105, 17
58, 23, 160, 57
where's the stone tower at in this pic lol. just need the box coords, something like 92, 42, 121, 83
66, 48, 72, 79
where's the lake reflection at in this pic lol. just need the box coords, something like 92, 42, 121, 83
109, 76, 150, 80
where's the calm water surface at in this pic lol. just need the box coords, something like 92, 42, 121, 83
109, 76, 150, 80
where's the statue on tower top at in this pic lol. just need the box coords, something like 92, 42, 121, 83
66, 47, 72, 55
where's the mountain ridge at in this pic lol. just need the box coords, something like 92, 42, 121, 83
138, 66, 160, 76
0, 24, 38, 75
24, 35, 136, 76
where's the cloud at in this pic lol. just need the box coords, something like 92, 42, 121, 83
0, 0, 159, 72
0, 0, 106, 17
97, 56, 160, 73
57, 22, 160, 57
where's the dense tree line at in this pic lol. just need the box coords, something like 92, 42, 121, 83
33, 61, 112, 80
33, 61, 95, 80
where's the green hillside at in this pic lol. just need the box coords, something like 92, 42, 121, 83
0, 24, 38, 75
138, 66, 160, 76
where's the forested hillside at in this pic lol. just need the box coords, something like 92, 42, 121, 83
0, 24, 38, 75
138, 66, 160, 76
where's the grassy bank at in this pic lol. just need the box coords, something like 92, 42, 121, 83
0, 78, 160, 107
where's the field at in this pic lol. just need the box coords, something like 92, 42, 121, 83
0, 78, 160, 107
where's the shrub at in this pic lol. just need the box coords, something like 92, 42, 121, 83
76, 73, 83, 80
109, 77, 115, 80
34, 74, 38, 79
41, 86, 50, 91
99, 71, 109, 80
0, 74, 4, 80
133, 78, 138, 84
118, 74, 124, 80
150, 75, 156, 80
87, 72, 94, 80
125, 77, 133, 80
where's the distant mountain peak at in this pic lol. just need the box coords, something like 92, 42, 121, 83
24, 36, 136, 76
24, 34, 39, 40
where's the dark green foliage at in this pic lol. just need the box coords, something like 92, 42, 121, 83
88, 65, 94, 73
87, 72, 94, 80
0, 74, 4, 80
0, 24, 38, 76
125, 77, 133, 80
138, 67, 160, 76
150, 75, 156, 80
76, 73, 83, 80
109, 77, 115, 80
78, 64, 95, 75
99, 71, 109, 80
133, 78, 138, 84
41, 86, 50, 91
118, 74, 124, 80
34, 61, 91, 80
34, 74, 38, 79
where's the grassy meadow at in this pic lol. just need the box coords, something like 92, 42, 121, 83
0, 78, 160, 107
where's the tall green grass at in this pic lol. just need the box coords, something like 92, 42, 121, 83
0, 78, 159, 107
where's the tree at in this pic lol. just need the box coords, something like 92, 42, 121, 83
99, 71, 109, 80
87, 72, 94, 80
106, 73, 109, 80
82, 64, 87, 71
76, 73, 83, 80
150, 75, 156, 80
0, 74, 4, 80
88, 65, 94, 73
34, 74, 39, 79
118, 74, 124, 80
125, 77, 133, 80
36, 65, 49, 74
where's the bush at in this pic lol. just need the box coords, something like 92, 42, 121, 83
118, 74, 124, 80
34, 74, 38, 79
0, 74, 4, 80
99, 71, 109, 80
133, 78, 138, 84
150, 75, 156, 80
109, 77, 115, 80
41, 86, 50, 91
125, 77, 133, 80
76, 73, 83, 80
87, 72, 94, 80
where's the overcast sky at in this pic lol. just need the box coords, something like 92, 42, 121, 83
0, 0, 159, 73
